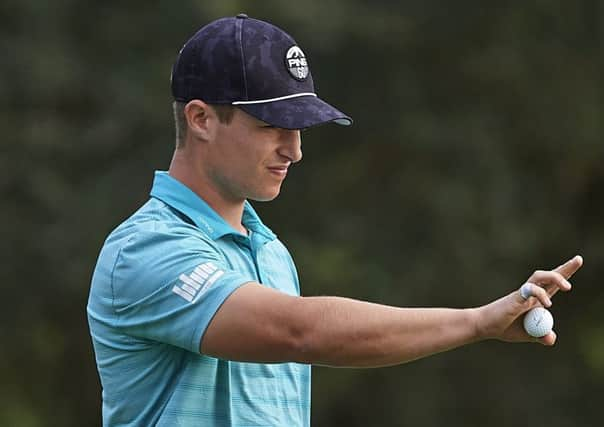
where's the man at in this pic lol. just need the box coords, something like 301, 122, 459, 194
87, 14, 582, 426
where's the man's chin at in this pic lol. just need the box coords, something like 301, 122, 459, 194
249, 188, 281, 202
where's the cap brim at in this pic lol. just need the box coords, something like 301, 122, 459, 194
237, 95, 352, 130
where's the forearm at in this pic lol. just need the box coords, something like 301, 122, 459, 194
295, 296, 481, 367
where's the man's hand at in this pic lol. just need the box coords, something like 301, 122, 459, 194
474, 255, 583, 346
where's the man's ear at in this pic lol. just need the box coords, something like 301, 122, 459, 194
184, 100, 217, 142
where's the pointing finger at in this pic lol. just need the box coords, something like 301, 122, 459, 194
553, 255, 583, 280
529, 270, 572, 292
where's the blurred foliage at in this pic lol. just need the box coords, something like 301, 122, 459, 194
1, 0, 602, 426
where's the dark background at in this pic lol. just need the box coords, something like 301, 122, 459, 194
2, 1, 602, 425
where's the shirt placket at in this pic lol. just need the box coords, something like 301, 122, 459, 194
233, 234, 265, 284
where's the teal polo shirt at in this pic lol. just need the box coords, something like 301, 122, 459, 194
87, 171, 311, 426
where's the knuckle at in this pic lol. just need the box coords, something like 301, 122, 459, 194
553, 271, 565, 282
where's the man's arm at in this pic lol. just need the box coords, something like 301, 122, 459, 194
201, 256, 582, 367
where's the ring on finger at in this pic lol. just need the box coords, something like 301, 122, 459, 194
519, 282, 535, 300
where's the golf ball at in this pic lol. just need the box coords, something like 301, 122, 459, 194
523, 307, 554, 338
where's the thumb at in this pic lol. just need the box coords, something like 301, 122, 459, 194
537, 330, 557, 346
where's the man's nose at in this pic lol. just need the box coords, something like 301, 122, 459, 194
278, 129, 303, 163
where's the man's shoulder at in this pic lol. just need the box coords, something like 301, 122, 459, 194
94, 198, 220, 285
91, 198, 225, 310
106, 198, 215, 248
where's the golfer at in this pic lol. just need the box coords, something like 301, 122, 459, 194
87, 14, 582, 426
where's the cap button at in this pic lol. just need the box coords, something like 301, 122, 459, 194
236, 13, 248, 19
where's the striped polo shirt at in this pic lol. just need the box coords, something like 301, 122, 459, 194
87, 171, 311, 426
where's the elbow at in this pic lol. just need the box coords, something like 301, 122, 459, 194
289, 329, 315, 364
282, 297, 318, 364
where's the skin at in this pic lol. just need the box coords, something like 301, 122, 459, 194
169, 100, 583, 367
169, 100, 302, 234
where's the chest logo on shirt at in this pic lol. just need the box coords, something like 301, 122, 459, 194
172, 262, 224, 303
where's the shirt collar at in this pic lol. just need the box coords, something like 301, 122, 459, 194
149, 171, 276, 242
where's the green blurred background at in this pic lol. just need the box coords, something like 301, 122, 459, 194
2, 0, 602, 425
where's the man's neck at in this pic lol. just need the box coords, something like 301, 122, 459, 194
168, 151, 247, 235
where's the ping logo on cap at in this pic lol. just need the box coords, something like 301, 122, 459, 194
285, 46, 309, 81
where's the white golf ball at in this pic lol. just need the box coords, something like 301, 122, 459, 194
523, 307, 554, 338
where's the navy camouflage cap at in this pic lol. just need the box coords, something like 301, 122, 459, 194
171, 14, 353, 130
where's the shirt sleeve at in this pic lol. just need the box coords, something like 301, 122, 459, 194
110, 228, 253, 354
